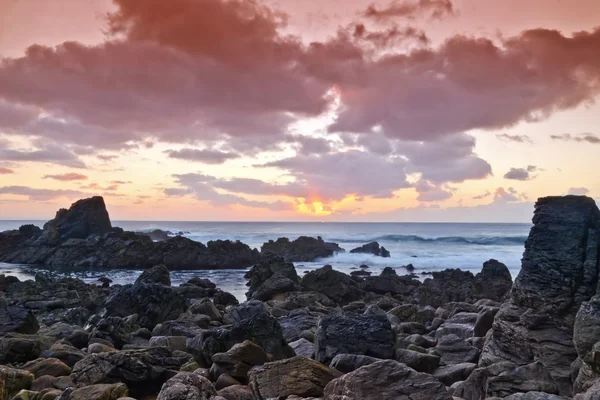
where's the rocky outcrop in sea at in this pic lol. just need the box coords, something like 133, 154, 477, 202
1, 195, 600, 399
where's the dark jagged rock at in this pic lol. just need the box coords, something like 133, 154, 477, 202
187, 313, 294, 367
104, 280, 187, 330
43, 197, 112, 243
323, 359, 452, 400
349, 242, 390, 258
71, 347, 188, 398
314, 312, 394, 365
480, 196, 600, 397
300, 265, 363, 305
362, 267, 420, 297
0, 197, 261, 270
414, 259, 512, 307
244, 258, 299, 301
260, 236, 343, 262
0, 366, 35, 400
0, 305, 40, 335
328, 354, 381, 373
137, 264, 172, 286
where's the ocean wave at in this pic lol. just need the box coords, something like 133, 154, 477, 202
328, 234, 527, 246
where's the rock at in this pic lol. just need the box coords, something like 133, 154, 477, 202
88, 343, 117, 354
481, 196, 600, 396
22, 358, 71, 378
213, 291, 239, 307
0, 366, 35, 400
211, 340, 267, 383
323, 359, 452, 400
188, 313, 294, 367
0, 337, 46, 364
0, 198, 260, 270
260, 236, 343, 262
474, 307, 499, 337
137, 264, 172, 286
43, 197, 112, 243
61, 383, 128, 400
190, 298, 222, 321
433, 363, 477, 386
314, 312, 394, 365
575, 380, 600, 399
349, 242, 390, 257
150, 336, 188, 353
244, 258, 299, 301
300, 266, 363, 305
214, 374, 241, 390
435, 334, 480, 365
395, 349, 440, 374
248, 356, 341, 399
362, 269, 420, 297
328, 354, 381, 373
104, 280, 187, 330
223, 301, 268, 325
272, 291, 335, 310
278, 309, 320, 342
503, 393, 565, 400
88, 315, 137, 349
156, 372, 217, 400
474, 259, 513, 302
217, 385, 254, 400
454, 361, 559, 400
0, 306, 39, 335
71, 347, 187, 398
289, 338, 314, 359
414, 260, 512, 308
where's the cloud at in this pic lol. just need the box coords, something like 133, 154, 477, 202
568, 187, 590, 195
352, 23, 429, 47
111, 180, 132, 184
0, 167, 14, 174
496, 134, 533, 143
550, 133, 600, 144
164, 173, 293, 211
493, 187, 527, 203
0, 142, 86, 168
364, 0, 455, 21
262, 150, 411, 201
415, 180, 454, 202
504, 165, 538, 181
165, 148, 240, 164
473, 190, 491, 200
43, 172, 88, 181
0, 186, 87, 201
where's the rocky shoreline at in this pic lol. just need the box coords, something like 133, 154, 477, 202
0, 195, 599, 399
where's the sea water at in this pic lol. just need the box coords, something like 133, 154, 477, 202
0, 221, 530, 301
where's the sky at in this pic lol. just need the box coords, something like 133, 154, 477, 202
0, 0, 599, 222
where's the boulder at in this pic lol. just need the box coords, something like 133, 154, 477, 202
0, 337, 46, 364
480, 196, 600, 396
323, 359, 452, 400
71, 347, 187, 398
42, 196, 112, 243
395, 349, 440, 374
104, 280, 187, 330
503, 393, 565, 400
0, 366, 35, 400
22, 358, 71, 378
137, 264, 172, 286
362, 268, 420, 297
289, 338, 314, 359
217, 385, 254, 400
210, 340, 267, 383
300, 266, 363, 305
328, 354, 381, 373
60, 383, 128, 400
349, 242, 390, 257
223, 301, 267, 325
314, 312, 394, 365
88, 315, 137, 349
248, 356, 341, 399
474, 259, 513, 302
260, 236, 343, 262
433, 362, 477, 386
0, 306, 39, 335
278, 309, 320, 342
156, 372, 217, 400
244, 258, 299, 301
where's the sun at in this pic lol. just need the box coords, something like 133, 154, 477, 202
296, 200, 333, 216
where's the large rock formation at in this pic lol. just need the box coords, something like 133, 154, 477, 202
478, 196, 600, 396
260, 236, 343, 262
244, 258, 300, 301
349, 242, 390, 257
0, 197, 260, 270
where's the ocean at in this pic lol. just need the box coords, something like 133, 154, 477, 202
0, 221, 530, 301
